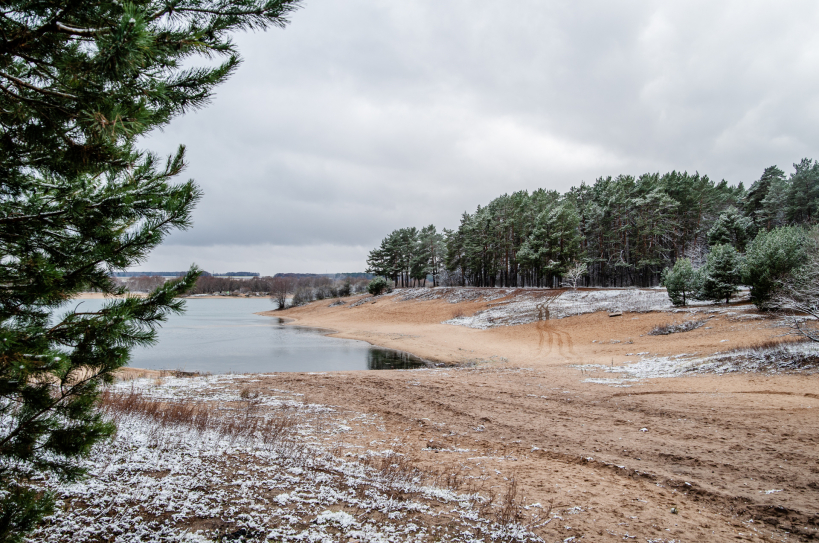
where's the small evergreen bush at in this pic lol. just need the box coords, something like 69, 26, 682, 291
661, 258, 697, 306
367, 277, 391, 296
698, 244, 743, 304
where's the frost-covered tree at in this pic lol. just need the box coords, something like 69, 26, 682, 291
742, 227, 810, 308
0, 1, 300, 539
774, 229, 819, 341
563, 262, 587, 290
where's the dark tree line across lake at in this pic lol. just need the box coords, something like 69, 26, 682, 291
367, 161, 819, 288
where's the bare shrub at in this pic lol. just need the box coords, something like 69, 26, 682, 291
165, 369, 208, 378
290, 287, 315, 307
360, 447, 424, 498
562, 262, 587, 290
239, 387, 259, 400
270, 276, 294, 310
495, 476, 525, 527
649, 319, 706, 335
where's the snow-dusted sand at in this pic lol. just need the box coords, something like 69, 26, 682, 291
34, 374, 544, 542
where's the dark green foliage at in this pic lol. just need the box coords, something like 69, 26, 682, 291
707, 207, 753, 251
786, 159, 819, 225
0, 483, 56, 543
367, 225, 444, 288
0, 0, 299, 537
742, 227, 811, 307
416, 225, 445, 287
698, 244, 743, 304
774, 228, 819, 341
367, 277, 391, 296
368, 160, 818, 289
661, 258, 697, 306
745, 166, 786, 230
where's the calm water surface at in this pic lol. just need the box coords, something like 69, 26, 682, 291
69, 298, 427, 373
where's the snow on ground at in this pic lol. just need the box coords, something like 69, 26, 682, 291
438, 289, 674, 329
576, 341, 819, 386
30, 375, 545, 542
382, 287, 753, 330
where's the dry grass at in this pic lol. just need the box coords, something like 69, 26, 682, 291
101, 389, 298, 450
711, 336, 819, 372
353, 444, 550, 536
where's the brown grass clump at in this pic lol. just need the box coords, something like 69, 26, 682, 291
724, 336, 808, 354
101, 389, 297, 449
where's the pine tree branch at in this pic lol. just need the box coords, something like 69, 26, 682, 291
54, 22, 109, 36
0, 71, 77, 100
0, 371, 105, 452
0, 83, 69, 112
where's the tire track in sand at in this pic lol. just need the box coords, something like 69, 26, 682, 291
537, 319, 575, 359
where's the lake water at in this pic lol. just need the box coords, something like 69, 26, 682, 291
66, 298, 427, 373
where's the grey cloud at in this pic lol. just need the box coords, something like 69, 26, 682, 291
138, 0, 819, 272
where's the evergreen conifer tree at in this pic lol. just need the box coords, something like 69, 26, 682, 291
707, 207, 752, 251
742, 226, 810, 308
698, 244, 743, 304
0, 1, 300, 538
661, 258, 697, 306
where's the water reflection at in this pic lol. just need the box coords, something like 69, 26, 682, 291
65, 298, 429, 373
367, 349, 428, 370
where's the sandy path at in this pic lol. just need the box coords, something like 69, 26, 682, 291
250, 290, 819, 541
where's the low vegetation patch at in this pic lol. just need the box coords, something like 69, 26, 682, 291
648, 319, 707, 335
712, 339, 819, 373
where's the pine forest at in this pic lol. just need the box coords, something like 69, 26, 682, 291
367, 161, 819, 288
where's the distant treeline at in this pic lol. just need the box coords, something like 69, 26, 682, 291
367, 160, 819, 288
114, 273, 370, 296
274, 272, 373, 280
112, 271, 259, 277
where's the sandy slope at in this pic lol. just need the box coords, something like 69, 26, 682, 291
254, 289, 819, 541
264, 290, 790, 368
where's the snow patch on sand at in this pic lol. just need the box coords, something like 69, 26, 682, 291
444, 290, 673, 329
578, 342, 819, 385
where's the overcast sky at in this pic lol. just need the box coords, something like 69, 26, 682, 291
136, 0, 819, 275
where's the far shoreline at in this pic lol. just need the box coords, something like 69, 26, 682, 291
75, 292, 270, 300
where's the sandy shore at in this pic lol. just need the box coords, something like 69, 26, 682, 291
262, 290, 793, 368
243, 289, 819, 541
